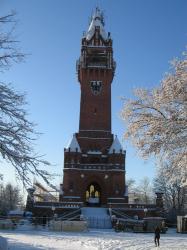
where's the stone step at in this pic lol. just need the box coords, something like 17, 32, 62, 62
81, 207, 112, 229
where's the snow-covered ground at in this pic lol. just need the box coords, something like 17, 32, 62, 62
0, 236, 8, 250
0, 226, 187, 250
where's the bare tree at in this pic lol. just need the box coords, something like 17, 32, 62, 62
0, 12, 24, 70
121, 49, 187, 179
0, 13, 53, 188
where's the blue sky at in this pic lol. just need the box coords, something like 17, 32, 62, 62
0, 0, 187, 188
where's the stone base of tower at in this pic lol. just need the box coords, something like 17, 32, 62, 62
29, 200, 162, 225
60, 164, 128, 208
61, 132, 128, 208
59, 196, 129, 208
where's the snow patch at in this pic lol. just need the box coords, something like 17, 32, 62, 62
0, 236, 8, 250
0, 227, 187, 250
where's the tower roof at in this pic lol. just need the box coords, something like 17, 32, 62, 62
86, 7, 107, 41
109, 135, 124, 154
65, 134, 81, 152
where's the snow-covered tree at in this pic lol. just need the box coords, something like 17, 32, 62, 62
0, 13, 52, 187
126, 178, 136, 193
137, 177, 154, 204
121, 49, 187, 179
154, 166, 185, 214
127, 177, 154, 204
0, 12, 24, 70
0, 182, 24, 215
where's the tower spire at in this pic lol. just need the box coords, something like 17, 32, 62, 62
86, 7, 107, 41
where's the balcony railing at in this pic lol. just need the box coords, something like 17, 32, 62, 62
76, 59, 116, 71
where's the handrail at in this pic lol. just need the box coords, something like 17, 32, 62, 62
57, 208, 81, 220
66, 214, 81, 221
111, 208, 134, 220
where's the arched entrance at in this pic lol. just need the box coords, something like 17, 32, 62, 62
85, 182, 101, 206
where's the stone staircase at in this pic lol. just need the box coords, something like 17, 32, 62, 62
81, 207, 112, 229
57, 208, 81, 221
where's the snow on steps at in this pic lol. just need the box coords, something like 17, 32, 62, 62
58, 208, 81, 221
81, 207, 112, 229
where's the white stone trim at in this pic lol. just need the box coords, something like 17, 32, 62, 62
63, 196, 81, 199
78, 137, 111, 140
34, 205, 81, 209
64, 168, 125, 172
59, 202, 83, 204
87, 150, 102, 154
80, 129, 111, 132
108, 198, 126, 200
107, 203, 127, 205
65, 163, 124, 166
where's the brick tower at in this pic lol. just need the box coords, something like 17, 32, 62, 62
60, 8, 128, 207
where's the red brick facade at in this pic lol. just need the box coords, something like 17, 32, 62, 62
60, 10, 128, 207
26, 10, 164, 221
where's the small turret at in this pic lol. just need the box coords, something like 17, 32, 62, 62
86, 7, 107, 41
65, 134, 81, 152
109, 135, 124, 154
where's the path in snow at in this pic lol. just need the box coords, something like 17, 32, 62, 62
0, 227, 187, 250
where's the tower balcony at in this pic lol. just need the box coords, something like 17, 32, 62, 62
87, 62, 106, 68
76, 58, 116, 72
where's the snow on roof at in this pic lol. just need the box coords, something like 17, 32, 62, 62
109, 135, 124, 154
65, 134, 81, 153
86, 7, 107, 41
87, 150, 102, 155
